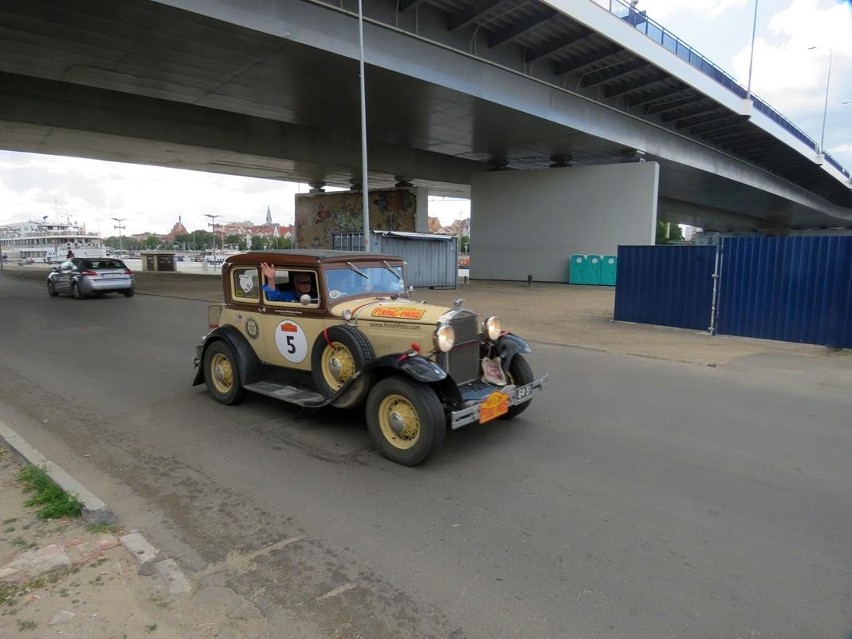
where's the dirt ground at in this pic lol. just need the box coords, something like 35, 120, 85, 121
1, 264, 847, 638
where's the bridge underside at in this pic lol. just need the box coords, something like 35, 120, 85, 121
0, 0, 850, 232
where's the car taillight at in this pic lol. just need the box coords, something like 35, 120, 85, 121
123, 268, 132, 275
81, 270, 98, 277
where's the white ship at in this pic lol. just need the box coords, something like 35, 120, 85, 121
0, 218, 108, 264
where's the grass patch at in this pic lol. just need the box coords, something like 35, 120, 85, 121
0, 567, 80, 608
17, 465, 82, 519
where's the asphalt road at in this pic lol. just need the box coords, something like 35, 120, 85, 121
0, 274, 850, 638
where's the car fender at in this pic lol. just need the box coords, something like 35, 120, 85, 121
496, 333, 532, 370
362, 353, 462, 408
192, 326, 261, 387
364, 353, 448, 383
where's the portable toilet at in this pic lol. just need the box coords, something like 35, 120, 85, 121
569, 254, 586, 284
600, 255, 617, 286
584, 255, 602, 285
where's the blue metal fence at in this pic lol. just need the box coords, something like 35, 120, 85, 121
718, 236, 852, 349
614, 237, 852, 349
614, 245, 716, 330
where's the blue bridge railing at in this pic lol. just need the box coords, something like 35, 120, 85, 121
592, 0, 850, 180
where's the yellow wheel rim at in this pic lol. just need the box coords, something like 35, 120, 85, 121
321, 342, 355, 391
377, 393, 420, 450
210, 352, 234, 395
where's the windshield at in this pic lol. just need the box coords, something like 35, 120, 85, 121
325, 264, 406, 300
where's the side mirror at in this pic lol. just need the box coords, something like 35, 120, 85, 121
299, 293, 313, 305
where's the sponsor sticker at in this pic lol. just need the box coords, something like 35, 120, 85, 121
371, 306, 426, 320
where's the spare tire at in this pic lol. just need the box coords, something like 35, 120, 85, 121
311, 325, 375, 408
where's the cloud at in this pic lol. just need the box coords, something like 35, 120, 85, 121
638, 0, 747, 20
0, 152, 305, 236
731, 0, 852, 154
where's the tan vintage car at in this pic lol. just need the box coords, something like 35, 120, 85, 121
193, 250, 548, 465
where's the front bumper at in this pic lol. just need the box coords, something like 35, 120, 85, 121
448, 373, 549, 429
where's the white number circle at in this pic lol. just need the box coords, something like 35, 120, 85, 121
274, 320, 308, 363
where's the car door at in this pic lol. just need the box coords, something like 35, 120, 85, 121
258, 270, 328, 372
53, 259, 77, 292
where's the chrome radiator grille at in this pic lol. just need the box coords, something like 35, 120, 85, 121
444, 311, 480, 384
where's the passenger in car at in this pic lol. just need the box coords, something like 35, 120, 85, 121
260, 262, 314, 302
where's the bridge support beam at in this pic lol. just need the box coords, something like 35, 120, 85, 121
470, 162, 659, 282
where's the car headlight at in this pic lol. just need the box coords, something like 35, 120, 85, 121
435, 324, 455, 352
483, 316, 502, 341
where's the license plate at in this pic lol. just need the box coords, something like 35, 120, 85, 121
101, 273, 123, 278
479, 391, 509, 423
515, 383, 533, 403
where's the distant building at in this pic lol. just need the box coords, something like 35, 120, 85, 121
165, 216, 189, 242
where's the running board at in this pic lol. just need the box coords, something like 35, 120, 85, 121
244, 381, 328, 408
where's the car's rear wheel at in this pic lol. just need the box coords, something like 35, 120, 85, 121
366, 376, 445, 466
71, 282, 84, 300
204, 341, 246, 405
47, 281, 58, 297
123, 288, 135, 297
311, 325, 374, 408
502, 354, 534, 419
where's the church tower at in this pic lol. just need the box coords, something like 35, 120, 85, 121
265, 206, 272, 225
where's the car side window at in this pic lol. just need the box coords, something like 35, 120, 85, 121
265, 270, 319, 307
232, 267, 260, 302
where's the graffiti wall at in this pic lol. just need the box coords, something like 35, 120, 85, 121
294, 187, 427, 249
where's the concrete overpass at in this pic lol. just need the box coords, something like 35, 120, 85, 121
1, 0, 851, 256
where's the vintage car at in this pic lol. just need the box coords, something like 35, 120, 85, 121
192, 250, 548, 465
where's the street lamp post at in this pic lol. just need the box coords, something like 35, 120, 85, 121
111, 217, 125, 257
203, 214, 219, 264
746, 0, 759, 101
357, 0, 370, 252
808, 46, 833, 155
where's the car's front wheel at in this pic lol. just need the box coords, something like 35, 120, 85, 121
366, 376, 445, 466
502, 354, 534, 419
47, 281, 58, 297
203, 341, 246, 405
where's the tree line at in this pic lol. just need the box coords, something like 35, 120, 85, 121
102, 230, 293, 252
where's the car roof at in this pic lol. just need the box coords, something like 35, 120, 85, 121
225, 250, 404, 268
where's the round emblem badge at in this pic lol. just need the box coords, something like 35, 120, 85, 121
274, 320, 308, 363
245, 318, 259, 339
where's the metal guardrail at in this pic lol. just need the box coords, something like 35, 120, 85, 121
590, 0, 850, 180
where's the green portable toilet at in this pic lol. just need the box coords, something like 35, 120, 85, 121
584, 255, 602, 285
600, 255, 617, 286
569, 254, 586, 284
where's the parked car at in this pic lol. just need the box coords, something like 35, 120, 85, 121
47, 257, 135, 299
192, 250, 548, 465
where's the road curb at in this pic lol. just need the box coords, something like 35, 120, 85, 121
0, 418, 192, 594
0, 419, 115, 524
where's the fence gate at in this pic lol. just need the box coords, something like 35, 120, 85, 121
614, 245, 717, 331
716, 236, 852, 349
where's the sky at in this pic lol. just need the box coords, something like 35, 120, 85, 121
1, 0, 850, 237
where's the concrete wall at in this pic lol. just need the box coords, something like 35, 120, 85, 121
471, 162, 659, 282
